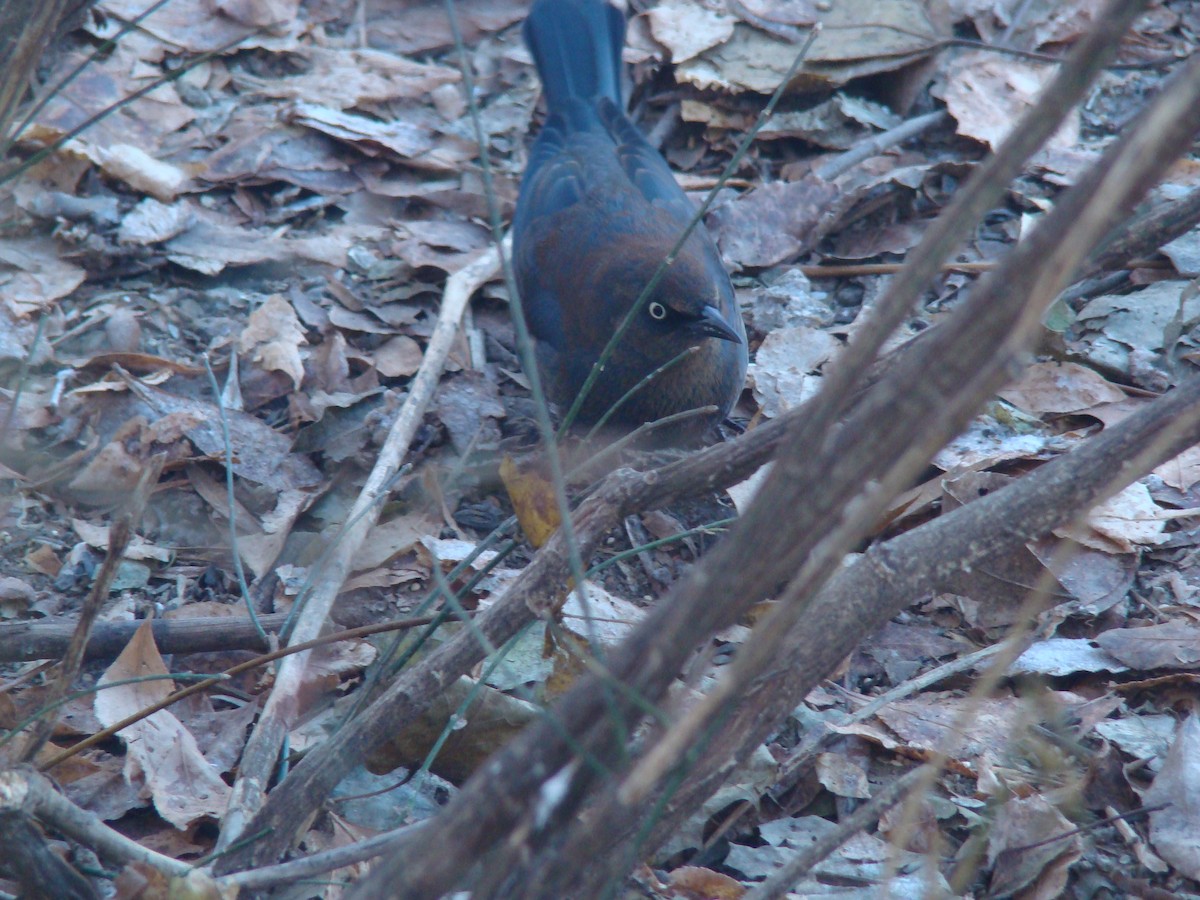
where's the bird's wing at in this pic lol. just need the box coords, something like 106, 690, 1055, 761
598, 97, 699, 228
515, 119, 591, 230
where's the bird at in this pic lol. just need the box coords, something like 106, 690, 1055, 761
512, 0, 747, 441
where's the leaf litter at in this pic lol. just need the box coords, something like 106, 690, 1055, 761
0, 0, 1199, 897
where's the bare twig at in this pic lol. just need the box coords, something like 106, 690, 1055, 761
216, 0, 1159, 886
215, 243, 501, 851
13, 459, 160, 763
40, 614, 444, 772
223, 822, 428, 891
746, 766, 929, 900
816, 110, 951, 181
0, 767, 191, 878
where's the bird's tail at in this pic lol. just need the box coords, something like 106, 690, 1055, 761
523, 0, 625, 113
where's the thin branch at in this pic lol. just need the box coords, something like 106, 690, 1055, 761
14, 459, 159, 762
215, 242, 500, 851
0, 768, 191, 878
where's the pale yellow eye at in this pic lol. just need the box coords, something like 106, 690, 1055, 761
648, 301, 667, 320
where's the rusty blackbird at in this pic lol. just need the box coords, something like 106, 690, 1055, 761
512, 0, 747, 439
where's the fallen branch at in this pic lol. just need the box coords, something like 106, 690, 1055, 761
216, 0, 1157, 886
216, 243, 502, 850
341, 1, 1159, 894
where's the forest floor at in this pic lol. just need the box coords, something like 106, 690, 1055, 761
2, 1, 1200, 897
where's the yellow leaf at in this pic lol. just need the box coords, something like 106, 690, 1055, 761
500, 454, 561, 548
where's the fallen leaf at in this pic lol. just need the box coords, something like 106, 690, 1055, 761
95, 621, 231, 828
935, 51, 1080, 150
501, 455, 560, 548
668, 865, 745, 899
1057, 482, 1169, 553
374, 335, 424, 378
747, 325, 839, 417
999, 361, 1127, 415
986, 794, 1082, 898
1095, 621, 1200, 671
0, 237, 87, 317
1009, 638, 1129, 677
239, 294, 308, 390
1145, 716, 1200, 879
645, 1, 735, 64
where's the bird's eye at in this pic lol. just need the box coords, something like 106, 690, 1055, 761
647, 301, 667, 320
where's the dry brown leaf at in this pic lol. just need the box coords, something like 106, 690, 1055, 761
0, 237, 87, 317
933, 409, 1061, 471
216, 0, 299, 28
1056, 482, 1169, 553
1154, 445, 1200, 493
163, 218, 285, 275
435, 371, 505, 454
259, 47, 461, 107
239, 294, 308, 390
732, 0, 823, 25
66, 420, 164, 503
355, 511, 443, 571
192, 108, 359, 193
373, 335, 424, 378
1030, 538, 1136, 616
71, 518, 172, 563
560, 582, 645, 648
986, 794, 1082, 899
1006, 0, 1111, 49
94, 1, 256, 53
370, 0, 527, 55
1145, 715, 1200, 880
645, 0, 736, 64
934, 51, 1081, 150
117, 198, 195, 245
288, 101, 447, 161
999, 361, 1127, 415
24, 544, 61, 577
748, 325, 839, 417
1095, 621, 1200, 671
710, 178, 840, 269
185, 464, 264, 536
115, 380, 322, 491
365, 676, 536, 784
94, 143, 188, 201
1010, 638, 1129, 677
668, 865, 746, 899
867, 694, 1023, 762
678, 0, 936, 94
95, 621, 232, 828
1072, 282, 1200, 385
23, 42, 196, 157
815, 751, 871, 800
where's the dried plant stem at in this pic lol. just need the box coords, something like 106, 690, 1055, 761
0, 768, 191, 877
13, 459, 160, 763
215, 244, 500, 851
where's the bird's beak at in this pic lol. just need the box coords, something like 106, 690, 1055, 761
690, 305, 743, 344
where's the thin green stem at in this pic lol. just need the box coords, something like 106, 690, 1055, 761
583, 516, 736, 580
584, 346, 699, 443
0, 672, 225, 750
203, 352, 266, 645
